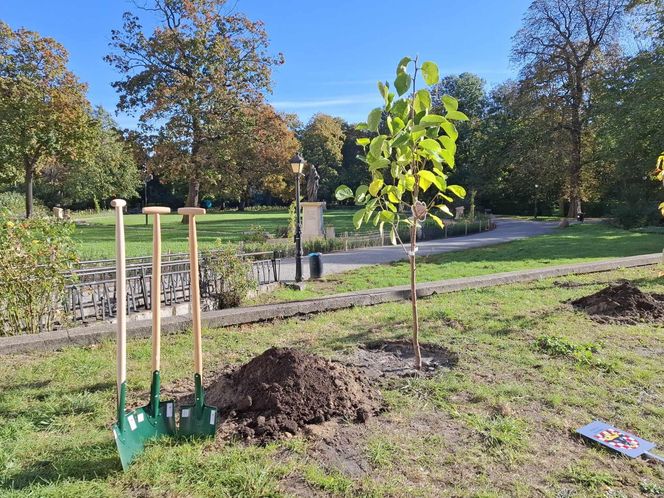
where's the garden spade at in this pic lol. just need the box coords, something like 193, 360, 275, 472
177, 207, 217, 437
130, 207, 177, 438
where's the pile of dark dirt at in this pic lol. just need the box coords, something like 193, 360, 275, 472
206, 347, 383, 441
570, 281, 664, 324
344, 340, 459, 379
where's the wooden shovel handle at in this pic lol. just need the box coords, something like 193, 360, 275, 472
143, 207, 171, 371
111, 199, 127, 394
178, 208, 205, 376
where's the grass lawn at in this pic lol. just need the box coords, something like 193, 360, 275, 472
255, 224, 664, 304
1, 266, 663, 496
71, 208, 368, 260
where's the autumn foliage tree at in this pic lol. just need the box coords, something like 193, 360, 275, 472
0, 22, 95, 217
105, 0, 283, 220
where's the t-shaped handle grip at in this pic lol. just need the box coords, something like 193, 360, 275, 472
178, 207, 206, 216
143, 206, 171, 215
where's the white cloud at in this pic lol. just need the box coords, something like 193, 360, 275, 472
271, 93, 378, 109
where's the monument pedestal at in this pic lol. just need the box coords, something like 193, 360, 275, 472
301, 202, 326, 241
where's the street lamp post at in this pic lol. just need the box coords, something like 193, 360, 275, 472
290, 153, 305, 282
142, 166, 153, 226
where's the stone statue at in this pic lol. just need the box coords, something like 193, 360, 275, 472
306, 164, 320, 202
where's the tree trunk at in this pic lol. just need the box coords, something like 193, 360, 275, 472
24, 159, 34, 218
181, 177, 201, 224
567, 70, 584, 219
409, 223, 422, 370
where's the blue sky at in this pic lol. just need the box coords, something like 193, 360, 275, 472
2, 0, 532, 128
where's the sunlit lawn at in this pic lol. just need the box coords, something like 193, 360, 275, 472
1, 266, 662, 496
254, 223, 664, 303
71, 208, 368, 260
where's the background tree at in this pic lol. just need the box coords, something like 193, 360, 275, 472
299, 113, 345, 200
512, 0, 627, 217
36, 108, 141, 210
106, 0, 283, 220
0, 22, 95, 217
221, 106, 299, 207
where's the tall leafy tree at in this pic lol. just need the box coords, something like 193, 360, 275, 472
37, 108, 141, 209
221, 106, 299, 207
0, 22, 95, 217
512, 0, 627, 217
105, 0, 283, 220
299, 113, 346, 200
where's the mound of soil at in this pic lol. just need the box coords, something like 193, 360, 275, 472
345, 340, 459, 379
571, 281, 664, 324
207, 347, 382, 441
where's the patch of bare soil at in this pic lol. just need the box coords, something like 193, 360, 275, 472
570, 280, 664, 324
206, 347, 383, 441
343, 340, 459, 379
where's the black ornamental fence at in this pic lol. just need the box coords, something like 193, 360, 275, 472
63, 250, 281, 324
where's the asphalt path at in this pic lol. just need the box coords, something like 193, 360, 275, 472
279, 217, 558, 281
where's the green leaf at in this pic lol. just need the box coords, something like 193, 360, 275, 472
370, 135, 386, 158
390, 99, 409, 120
355, 185, 369, 204
418, 170, 436, 192
441, 120, 458, 141
429, 213, 445, 230
367, 108, 382, 132
396, 56, 412, 74
380, 210, 395, 223
368, 156, 390, 170
436, 204, 454, 217
404, 174, 416, 191
395, 72, 412, 96
356, 137, 370, 146
392, 131, 409, 148
447, 184, 467, 198
421, 61, 440, 86
432, 175, 447, 191
442, 95, 458, 112
335, 185, 354, 201
439, 148, 455, 167
378, 81, 388, 101
420, 114, 446, 126
419, 138, 442, 153
353, 209, 366, 229
356, 122, 368, 130
439, 135, 456, 153
446, 110, 469, 121
414, 89, 432, 113
369, 178, 384, 196
392, 117, 405, 134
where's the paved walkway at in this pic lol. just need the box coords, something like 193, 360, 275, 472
280, 217, 558, 281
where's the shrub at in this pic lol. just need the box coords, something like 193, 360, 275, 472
205, 243, 256, 308
535, 335, 599, 365
0, 213, 78, 335
0, 191, 47, 217
240, 224, 270, 243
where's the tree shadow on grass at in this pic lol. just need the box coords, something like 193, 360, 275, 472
0, 440, 120, 491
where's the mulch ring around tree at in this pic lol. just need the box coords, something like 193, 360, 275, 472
342, 340, 459, 379
570, 280, 664, 324
204, 347, 384, 442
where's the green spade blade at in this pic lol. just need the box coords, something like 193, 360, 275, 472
113, 375, 176, 470
178, 374, 217, 437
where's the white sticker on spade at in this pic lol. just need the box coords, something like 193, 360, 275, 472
128, 415, 137, 431
166, 403, 173, 418
181, 408, 190, 418
210, 411, 216, 425
137, 412, 145, 423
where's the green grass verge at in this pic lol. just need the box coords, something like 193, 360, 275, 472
0, 266, 662, 496
255, 224, 664, 303
71, 208, 370, 260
